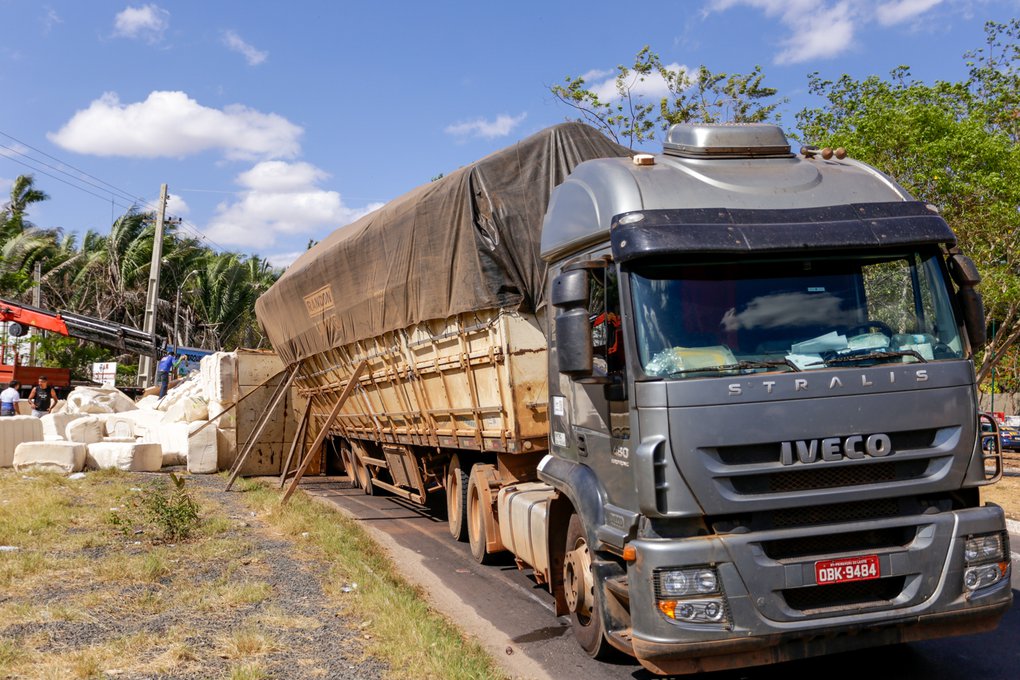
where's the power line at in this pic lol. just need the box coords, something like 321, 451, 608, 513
0, 152, 136, 211
0, 143, 143, 208
0, 129, 147, 206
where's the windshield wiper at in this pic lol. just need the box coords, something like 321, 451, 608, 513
668, 359, 802, 376
811, 349, 928, 366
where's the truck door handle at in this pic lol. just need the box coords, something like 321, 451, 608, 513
577, 434, 587, 456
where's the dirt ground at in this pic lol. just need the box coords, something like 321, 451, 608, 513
981, 468, 1020, 520
0, 470, 387, 680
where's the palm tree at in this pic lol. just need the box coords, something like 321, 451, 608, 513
0, 175, 49, 244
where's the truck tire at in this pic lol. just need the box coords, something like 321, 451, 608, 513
446, 454, 470, 542
564, 513, 613, 659
349, 444, 374, 496
342, 448, 359, 488
467, 464, 494, 564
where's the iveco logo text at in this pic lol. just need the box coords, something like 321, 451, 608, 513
727, 369, 928, 396
780, 434, 892, 466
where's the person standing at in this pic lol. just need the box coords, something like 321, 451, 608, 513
156, 351, 175, 398
0, 380, 19, 416
28, 376, 57, 418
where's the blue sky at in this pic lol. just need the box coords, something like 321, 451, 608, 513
0, 0, 1016, 267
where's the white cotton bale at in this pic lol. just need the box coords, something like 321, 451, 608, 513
161, 395, 208, 424
186, 421, 218, 474
13, 441, 86, 474
65, 387, 137, 415
104, 414, 136, 439
135, 394, 160, 410
216, 427, 236, 471
206, 400, 235, 429
105, 410, 164, 439
0, 416, 44, 467
86, 442, 163, 472
39, 412, 83, 440
65, 416, 105, 445
200, 352, 237, 404
140, 422, 189, 466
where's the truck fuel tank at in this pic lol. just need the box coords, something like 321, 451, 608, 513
498, 482, 557, 582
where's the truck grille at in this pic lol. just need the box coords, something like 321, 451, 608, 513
761, 526, 915, 560
771, 498, 901, 529
729, 459, 929, 495
783, 576, 906, 612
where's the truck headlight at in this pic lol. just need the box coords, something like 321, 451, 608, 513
658, 598, 728, 623
964, 533, 1006, 564
657, 567, 719, 597
655, 567, 729, 626
962, 531, 1009, 594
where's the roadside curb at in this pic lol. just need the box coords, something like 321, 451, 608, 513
301, 488, 555, 680
1006, 518, 1020, 535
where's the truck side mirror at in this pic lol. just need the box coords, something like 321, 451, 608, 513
947, 253, 986, 351
552, 269, 594, 376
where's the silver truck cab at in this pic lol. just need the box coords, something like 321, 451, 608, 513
539, 123, 1010, 674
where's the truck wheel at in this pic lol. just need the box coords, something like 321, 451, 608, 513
466, 465, 493, 564
350, 448, 374, 496
342, 449, 359, 488
446, 454, 470, 542
564, 513, 613, 659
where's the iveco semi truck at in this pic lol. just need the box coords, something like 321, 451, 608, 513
255, 122, 1011, 674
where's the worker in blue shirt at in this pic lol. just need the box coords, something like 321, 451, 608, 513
156, 351, 176, 398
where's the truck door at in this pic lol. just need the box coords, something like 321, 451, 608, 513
567, 264, 632, 504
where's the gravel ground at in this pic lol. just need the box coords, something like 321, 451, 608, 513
0, 472, 389, 680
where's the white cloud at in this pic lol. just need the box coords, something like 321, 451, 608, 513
112, 4, 169, 43
166, 193, 189, 217
222, 30, 267, 66
705, 0, 856, 63
444, 113, 527, 139
204, 161, 384, 249
586, 62, 688, 101
42, 7, 63, 33
266, 251, 305, 268
48, 90, 302, 160
875, 0, 942, 26
705, 0, 944, 63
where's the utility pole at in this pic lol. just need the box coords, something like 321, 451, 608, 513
137, 184, 168, 388
29, 261, 41, 364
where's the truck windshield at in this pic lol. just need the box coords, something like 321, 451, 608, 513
629, 250, 964, 378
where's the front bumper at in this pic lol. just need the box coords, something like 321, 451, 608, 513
623, 505, 1012, 675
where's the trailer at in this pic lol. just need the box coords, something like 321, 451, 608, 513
256, 123, 1010, 674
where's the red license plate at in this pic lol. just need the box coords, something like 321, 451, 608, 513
815, 555, 880, 585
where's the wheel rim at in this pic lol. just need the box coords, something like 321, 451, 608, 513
467, 481, 484, 554
564, 536, 595, 625
446, 465, 460, 521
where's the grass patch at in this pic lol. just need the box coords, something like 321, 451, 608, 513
236, 478, 506, 680
216, 627, 280, 659
228, 662, 270, 680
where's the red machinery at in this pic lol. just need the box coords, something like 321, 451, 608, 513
1, 297, 163, 392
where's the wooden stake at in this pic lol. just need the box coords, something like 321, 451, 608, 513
225, 363, 300, 491
279, 397, 312, 488
282, 360, 367, 505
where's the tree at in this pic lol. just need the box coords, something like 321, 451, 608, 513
0, 174, 49, 244
796, 21, 1020, 386
551, 47, 783, 148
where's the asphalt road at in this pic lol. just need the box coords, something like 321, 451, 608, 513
300, 477, 1020, 680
